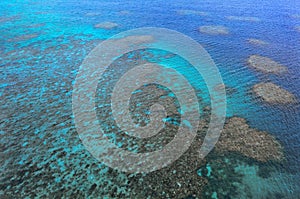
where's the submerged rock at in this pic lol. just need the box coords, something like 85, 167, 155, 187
290, 14, 300, 19
247, 38, 268, 45
27, 23, 45, 28
247, 55, 287, 74
177, 10, 208, 16
216, 117, 284, 162
295, 26, 300, 33
0, 15, 20, 23
214, 83, 237, 96
107, 35, 154, 46
94, 22, 118, 29
118, 10, 131, 15
226, 16, 260, 22
253, 82, 297, 104
199, 25, 229, 35
86, 12, 101, 16
214, 83, 226, 91
8, 33, 39, 42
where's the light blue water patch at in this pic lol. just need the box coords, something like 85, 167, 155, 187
168, 93, 175, 97
211, 192, 218, 199
197, 169, 202, 177
22, 142, 28, 147
206, 163, 212, 177
197, 163, 212, 178
182, 119, 192, 128
162, 117, 180, 126
132, 89, 143, 94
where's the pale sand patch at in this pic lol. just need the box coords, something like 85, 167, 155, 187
295, 26, 300, 33
253, 82, 297, 104
247, 55, 287, 74
94, 22, 118, 29
199, 25, 229, 35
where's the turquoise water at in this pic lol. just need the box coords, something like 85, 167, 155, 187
1, 0, 300, 198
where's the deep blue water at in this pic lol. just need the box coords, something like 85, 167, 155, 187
1, 0, 300, 198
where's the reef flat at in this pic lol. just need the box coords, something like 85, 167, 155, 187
247, 55, 287, 74
253, 82, 297, 104
199, 25, 229, 35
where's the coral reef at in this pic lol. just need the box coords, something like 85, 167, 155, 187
199, 25, 229, 35
0, 35, 131, 198
247, 55, 287, 74
0, 33, 288, 198
129, 114, 285, 198
128, 130, 208, 198
215, 117, 284, 162
253, 82, 297, 104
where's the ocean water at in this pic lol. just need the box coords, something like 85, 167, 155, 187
1, 0, 300, 198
